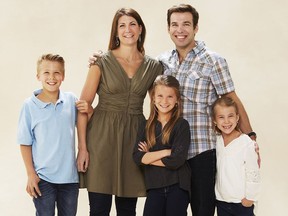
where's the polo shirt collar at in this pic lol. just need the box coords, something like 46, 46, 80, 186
32, 89, 64, 109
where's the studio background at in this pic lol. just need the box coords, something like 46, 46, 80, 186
1, 0, 287, 215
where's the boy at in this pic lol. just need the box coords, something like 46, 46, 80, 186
17, 54, 79, 216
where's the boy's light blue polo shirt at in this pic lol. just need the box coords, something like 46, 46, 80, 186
17, 89, 79, 184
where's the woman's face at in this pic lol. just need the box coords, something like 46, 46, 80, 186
117, 15, 142, 46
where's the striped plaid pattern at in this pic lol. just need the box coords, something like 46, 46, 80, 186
158, 41, 235, 159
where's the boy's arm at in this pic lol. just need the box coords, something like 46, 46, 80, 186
20, 145, 41, 198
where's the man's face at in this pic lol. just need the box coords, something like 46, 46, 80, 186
168, 12, 198, 51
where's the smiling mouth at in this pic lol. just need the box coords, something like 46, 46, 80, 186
176, 35, 186, 39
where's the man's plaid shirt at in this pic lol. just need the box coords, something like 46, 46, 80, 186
158, 41, 235, 159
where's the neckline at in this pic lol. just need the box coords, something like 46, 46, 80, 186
110, 50, 145, 80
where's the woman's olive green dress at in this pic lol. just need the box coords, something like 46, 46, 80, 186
80, 51, 162, 197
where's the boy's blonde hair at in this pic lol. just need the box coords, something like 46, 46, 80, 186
37, 53, 65, 74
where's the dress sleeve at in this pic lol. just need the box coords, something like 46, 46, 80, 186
245, 140, 261, 201
161, 119, 190, 170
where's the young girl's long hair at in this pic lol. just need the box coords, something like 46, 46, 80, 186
146, 75, 182, 148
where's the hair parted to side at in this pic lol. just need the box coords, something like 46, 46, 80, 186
211, 96, 240, 134
108, 7, 146, 54
146, 75, 182, 148
36, 53, 65, 74
167, 4, 199, 29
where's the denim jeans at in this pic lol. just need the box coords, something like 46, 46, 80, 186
216, 200, 254, 216
33, 179, 79, 216
143, 184, 190, 216
188, 149, 216, 216
88, 192, 137, 216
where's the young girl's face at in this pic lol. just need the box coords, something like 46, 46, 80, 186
154, 84, 178, 116
214, 104, 239, 135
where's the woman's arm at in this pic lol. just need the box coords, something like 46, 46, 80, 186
77, 65, 101, 172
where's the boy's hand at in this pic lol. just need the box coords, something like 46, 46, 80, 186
88, 50, 103, 67
26, 173, 41, 198
241, 198, 254, 207
77, 149, 89, 172
76, 100, 93, 120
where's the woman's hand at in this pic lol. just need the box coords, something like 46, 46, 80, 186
77, 149, 89, 172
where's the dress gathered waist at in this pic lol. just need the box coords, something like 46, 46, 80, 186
96, 93, 144, 115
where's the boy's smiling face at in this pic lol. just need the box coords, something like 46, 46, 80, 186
37, 60, 65, 93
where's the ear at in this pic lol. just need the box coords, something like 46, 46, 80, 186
194, 25, 199, 34
36, 73, 40, 81
236, 114, 240, 122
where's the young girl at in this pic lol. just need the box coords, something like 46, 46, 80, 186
211, 96, 260, 216
133, 75, 191, 216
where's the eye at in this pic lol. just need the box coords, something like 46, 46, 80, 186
170, 23, 178, 27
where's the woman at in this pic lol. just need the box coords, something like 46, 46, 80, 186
77, 8, 163, 216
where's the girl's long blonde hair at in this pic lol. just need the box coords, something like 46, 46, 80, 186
146, 75, 182, 148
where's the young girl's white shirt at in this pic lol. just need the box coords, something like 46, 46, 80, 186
215, 134, 260, 203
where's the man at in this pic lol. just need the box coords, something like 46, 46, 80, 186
157, 4, 258, 216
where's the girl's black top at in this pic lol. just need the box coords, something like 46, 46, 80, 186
133, 117, 191, 194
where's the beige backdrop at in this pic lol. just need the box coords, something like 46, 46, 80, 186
1, 0, 287, 215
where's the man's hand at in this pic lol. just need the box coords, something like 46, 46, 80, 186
254, 141, 261, 168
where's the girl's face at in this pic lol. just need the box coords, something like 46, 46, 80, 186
117, 15, 142, 46
214, 104, 239, 135
154, 85, 178, 116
